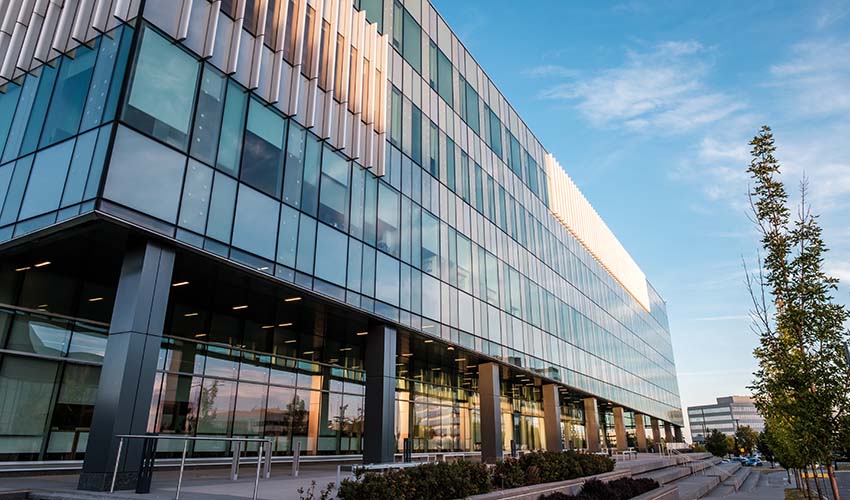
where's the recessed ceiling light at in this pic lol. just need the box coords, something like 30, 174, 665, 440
447, 346, 455, 350
356, 331, 368, 336
278, 322, 293, 327
424, 339, 433, 343
261, 325, 275, 329
340, 347, 352, 352
184, 312, 199, 317
401, 353, 413, 357
455, 358, 466, 362
34, 261, 51, 268
284, 297, 301, 302
232, 305, 248, 310
37, 304, 48, 308
329, 358, 339, 363
258, 266, 269, 271
284, 339, 296, 344
15, 266, 31, 272
172, 281, 190, 287
431, 367, 441, 371
88, 297, 104, 302
195, 333, 207, 338
303, 351, 314, 355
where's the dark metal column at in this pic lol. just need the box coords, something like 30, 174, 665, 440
479, 362, 503, 463
583, 397, 601, 452
542, 384, 563, 452
664, 422, 674, 444
78, 241, 175, 491
674, 425, 683, 443
363, 324, 397, 464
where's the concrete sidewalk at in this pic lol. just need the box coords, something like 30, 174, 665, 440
0, 463, 343, 500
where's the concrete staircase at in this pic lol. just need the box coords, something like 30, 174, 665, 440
618, 453, 761, 500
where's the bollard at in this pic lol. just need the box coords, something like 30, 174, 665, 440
231, 441, 242, 480
292, 441, 301, 477
403, 438, 412, 463
510, 439, 517, 458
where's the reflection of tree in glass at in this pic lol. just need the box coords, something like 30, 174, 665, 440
198, 380, 220, 427
289, 396, 308, 435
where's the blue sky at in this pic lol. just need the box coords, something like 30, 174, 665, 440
431, 0, 850, 427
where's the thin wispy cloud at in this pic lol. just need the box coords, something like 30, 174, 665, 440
530, 40, 746, 133
693, 315, 750, 322
769, 38, 850, 117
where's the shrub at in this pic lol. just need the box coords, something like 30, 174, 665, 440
493, 452, 613, 488
337, 460, 491, 500
539, 477, 659, 500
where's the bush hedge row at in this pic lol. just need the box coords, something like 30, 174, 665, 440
540, 478, 660, 500
336, 451, 616, 500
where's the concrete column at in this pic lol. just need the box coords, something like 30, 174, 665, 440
651, 417, 662, 448
479, 362, 503, 463
79, 241, 175, 491
363, 324, 397, 464
583, 397, 600, 452
664, 422, 674, 444
674, 425, 683, 443
634, 413, 648, 451
542, 384, 563, 452
613, 407, 627, 451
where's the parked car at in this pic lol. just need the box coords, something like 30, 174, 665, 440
743, 458, 763, 467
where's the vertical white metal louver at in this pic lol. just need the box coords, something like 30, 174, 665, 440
544, 153, 652, 312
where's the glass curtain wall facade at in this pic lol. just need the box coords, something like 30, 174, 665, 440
0, 0, 683, 465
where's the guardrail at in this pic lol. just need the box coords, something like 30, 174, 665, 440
110, 435, 272, 500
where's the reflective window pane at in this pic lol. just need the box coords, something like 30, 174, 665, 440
124, 28, 200, 150
103, 127, 186, 223
276, 204, 299, 267
40, 42, 97, 147
80, 29, 123, 130
19, 140, 74, 219
0, 357, 59, 460
377, 183, 400, 257
282, 122, 306, 208
206, 172, 237, 242
60, 129, 98, 208
232, 185, 279, 260
191, 66, 227, 166
318, 146, 350, 230
217, 81, 248, 176
178, 160, 214, 233
375, 252, 399, 306
20, 63, 59, 156
314, 223, 347, 286
241, 99, 286, 197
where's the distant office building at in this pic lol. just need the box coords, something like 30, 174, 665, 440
688, 396, 764, 443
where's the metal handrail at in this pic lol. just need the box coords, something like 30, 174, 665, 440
110, 434, 272, 500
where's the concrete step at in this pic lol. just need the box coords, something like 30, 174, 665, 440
741, 469, 760, 492
636, 465, 692, 485
672, 475, 722, 500
704, 484, 735, 498
703, 462, 740, 482
617, 457, 679, 475
726, 466, 752, 490
0, 491, 29, 500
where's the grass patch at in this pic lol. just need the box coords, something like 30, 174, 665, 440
785, 488, 808, 500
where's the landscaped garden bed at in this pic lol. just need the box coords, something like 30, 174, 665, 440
336, 451, 619, 500
539, 477, 660, 499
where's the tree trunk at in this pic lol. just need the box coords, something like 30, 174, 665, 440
828, 463, 840, 500
802, 468, 813, 500
812, 464, 823, 499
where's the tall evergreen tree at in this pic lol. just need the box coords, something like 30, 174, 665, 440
746, 125, 850, 500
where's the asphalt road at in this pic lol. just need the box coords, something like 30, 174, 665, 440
804, 469, 850, 500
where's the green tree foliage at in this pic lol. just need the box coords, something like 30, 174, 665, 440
746, 125, 850, 499
757, 425, 777, 466
735, 425, 759, 456
704, 429, 730, 457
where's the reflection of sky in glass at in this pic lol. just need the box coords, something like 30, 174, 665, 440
28, 322, 70, 355
67, 330, 107, 361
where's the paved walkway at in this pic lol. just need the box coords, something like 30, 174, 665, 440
721, 470, 792, 499
1, 463, 343, 500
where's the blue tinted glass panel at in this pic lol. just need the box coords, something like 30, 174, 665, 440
300, 134, 321, 216
103, 127, 186, 223
206, 172, 237, 242
217, 81, 247, 176
124, 28, 200, 150
295, 215, 316, 274
314, 223, 347, 286
102, 26, 134, 123
348, 165, 365, 239
346, 238, 362, 291
241, 99, 285, 197
375, 252, 399, 306
60, 129, 97, 208
83, 126, 111, 200
402, 10, 421, 73
190, 66, 227, 166
410, 105, 421, 165
318, 146, 349, 230
377, 183, 399, 257
276, 204, 299, 267
0, 156, 34, 225
421, 272, 440, 320
232, 185, 279, 260
40, 41, 97, 147
0, 83, 21, 157
0, 164, 14, 213
2, 73, 39, 163
20, 63, 60, 156
178, 159, 213, 233
421, 211, 439, 276
80, 30, 122, 130
19, 141, 74, 219
282, 122, 306, 208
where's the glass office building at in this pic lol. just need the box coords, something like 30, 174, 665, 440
0, 0, 683, 489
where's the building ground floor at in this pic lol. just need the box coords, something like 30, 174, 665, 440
0, 220, 682, 490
